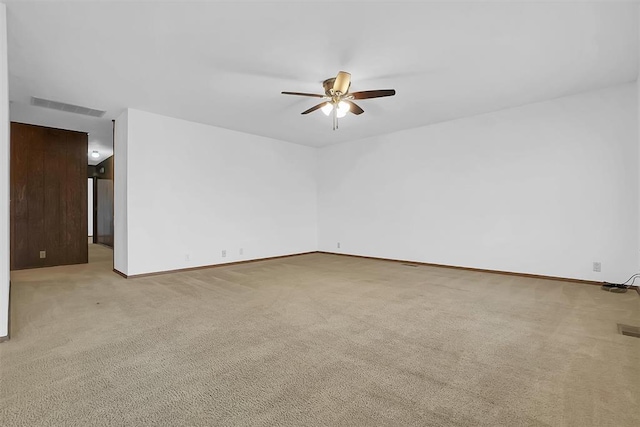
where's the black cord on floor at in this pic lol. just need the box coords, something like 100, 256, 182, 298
603, 272, 640, 289
600, 272, 640, 293
620, 273, 640, 286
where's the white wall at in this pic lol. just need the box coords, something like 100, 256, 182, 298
638, 4, 640, 281
114, 110, 129, 274
318, 84, 638, 283
0, 4, 10, 339
118, 109, 317, 276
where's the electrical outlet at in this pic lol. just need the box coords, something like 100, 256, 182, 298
337, 242, 341, 249
222, 250, 226, 258
239, 248, 243, 255
593, 262, 601, 272
39, 250, 46, 259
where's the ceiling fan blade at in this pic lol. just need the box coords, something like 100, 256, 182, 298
333, 71, 351, 94
282, 91, 325, 98
301, 102, 329, 115
345, 100, 364, 115
350, 89, 396, 100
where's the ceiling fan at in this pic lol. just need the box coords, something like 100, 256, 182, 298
282, 71, 396, 130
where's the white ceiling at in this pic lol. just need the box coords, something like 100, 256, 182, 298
4, 1, 639, 165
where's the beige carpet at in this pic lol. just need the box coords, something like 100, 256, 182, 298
1, 245, 639, 426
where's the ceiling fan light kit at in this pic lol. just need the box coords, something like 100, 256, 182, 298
282, 71, 396, 130
322, 100, 350, 118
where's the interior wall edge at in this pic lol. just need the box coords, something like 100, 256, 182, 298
318, 251, 604, 286
0, 3, 10, 339
113, 109, 129, 276
114, 251, 318, 279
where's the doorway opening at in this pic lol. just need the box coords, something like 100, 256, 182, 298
89, 157, 114, 248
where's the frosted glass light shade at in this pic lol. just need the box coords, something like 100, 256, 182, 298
321, 103, 333, 116
336, 101, 350, 118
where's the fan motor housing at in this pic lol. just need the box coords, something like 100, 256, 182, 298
323, 78, 336, 96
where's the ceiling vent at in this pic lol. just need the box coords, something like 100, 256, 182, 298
30, 97, 106, 118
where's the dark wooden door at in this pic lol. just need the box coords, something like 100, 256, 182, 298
10, 122, 88, 270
